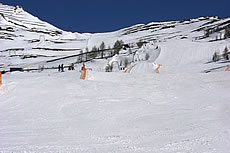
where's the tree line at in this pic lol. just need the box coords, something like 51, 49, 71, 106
76, 40, 126, 63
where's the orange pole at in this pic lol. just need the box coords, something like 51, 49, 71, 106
156, 64, 162, 74
81, 67, 87, 80
81, 70, 86, 80
0, 72, 2, 87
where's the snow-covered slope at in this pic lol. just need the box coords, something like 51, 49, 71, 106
0, 3, 230, 72
1, 65, 230, 153
0, 3, 60, 31
0, 3, 92, 71
1, 3, 230, 153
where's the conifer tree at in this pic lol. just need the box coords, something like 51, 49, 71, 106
99, 41, 105, 50
113, 40, 124, 54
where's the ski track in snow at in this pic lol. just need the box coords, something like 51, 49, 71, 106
0, 70, 230, 153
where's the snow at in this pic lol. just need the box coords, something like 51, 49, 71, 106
1, 3, 230, 152
0, 68, 230, 152
130, 62, 157, 73
0, 3, 60, 31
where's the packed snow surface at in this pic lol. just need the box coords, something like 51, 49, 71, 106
0, 66, 230, 152
1, 3, 230, 153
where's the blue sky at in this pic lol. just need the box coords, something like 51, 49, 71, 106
1, 0, 229, 33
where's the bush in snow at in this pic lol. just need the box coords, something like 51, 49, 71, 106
223, 47, 229, 60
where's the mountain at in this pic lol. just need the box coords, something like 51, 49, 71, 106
0, 3, 230, 72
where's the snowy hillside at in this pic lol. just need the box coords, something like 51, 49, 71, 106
0, 3, 230, 72
0, 3, 230, 153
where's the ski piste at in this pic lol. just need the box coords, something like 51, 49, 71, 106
0, 3, 230, 153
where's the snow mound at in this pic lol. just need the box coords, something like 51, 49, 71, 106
130, 42, 162, 74
134, 41, 161, 62
130, 62, 156, 73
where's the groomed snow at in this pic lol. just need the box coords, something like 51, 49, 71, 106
0, 67, 230, 152
1, 3, 230, 152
